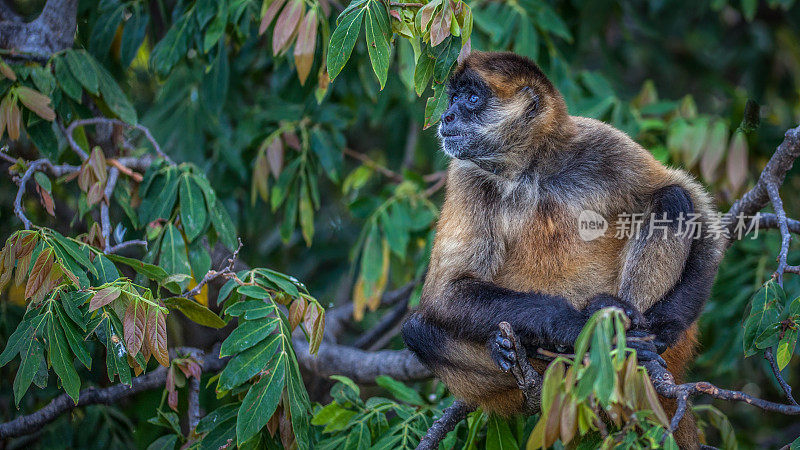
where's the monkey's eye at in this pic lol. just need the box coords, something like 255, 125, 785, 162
469, 94, 479, 103
452, 94, 459, 102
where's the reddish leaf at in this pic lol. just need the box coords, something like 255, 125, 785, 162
272, 0, 304, 55
166, 366, 179, 411
278, 408, 295, 449
25, 247, 54, 300
266, 406, 281, 437
89, 286, 122, 311
457, 37, 471, 65
14, 252, 30, 286
303, 303, 325, 355
260, 0, 287, 35
87, 182, 104, 206
36, 184, 55, 216
267, 138, 284, 178
0, 95, 9, 139
124, 301, 147, 356
0, 60, 16, 81
288, 296, 307, 331
282, 131, 301, 150
0, 240, 13, 290
418, 1, 439, 33
293, 10, 318, 85
148, 307, 169, 367
15, 233, 38, 259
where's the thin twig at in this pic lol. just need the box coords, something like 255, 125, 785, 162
64, 118, 175, 165
765, 348, 799, 406
416, 401, 473, 450
108, 158, 144, 182
353, 296, 410, 349
106, 240, 148, 254
0, 346, 226, 439
343, 148, 404, 183
12, 159, 78, 229
182, 238, 244, 298
389, 1, 424, 7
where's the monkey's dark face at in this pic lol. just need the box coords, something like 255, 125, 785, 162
437, 70, 500, 162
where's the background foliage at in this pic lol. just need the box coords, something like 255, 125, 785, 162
1, 0, 800, 448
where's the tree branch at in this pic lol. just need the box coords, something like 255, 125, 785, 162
100, 167, 119, 251
416, 401, 473, 450
64, 118, 175, 165
764, 348, 798, 406
0, 0, 78, 60
0, 346, 226, 439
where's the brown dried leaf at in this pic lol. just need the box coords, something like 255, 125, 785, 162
267, 138, 284, 178
272, 0, 304, 55
278, 407, 295, 449
288, 296, 307, 331
457, 37, 471, 65
89, 147, 108, 185
0, 242, 13, 290
89, 286, 122, 311
128, 354, 144, 376
36, 265, 62, 302
727, 132, 748, 195
260, 0, 287, 35
641, 371, 670, 426
293, 10, 318, 85
16, 86, 55, 121
87, 222, 104, 249
77, 167, 92, 192
253, 151, 270, 203
124, 301, 147, 356
283, 131, 301, 150
25, 247, 54, 299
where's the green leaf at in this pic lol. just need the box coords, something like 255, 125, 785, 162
95, 61, 138, 124
13, 313, 46, 405
89, 4, 124, 58
179, 175, 209, 242
160, 224, 192, 277
327, 7, 366, 80
414, 53, 434, 96
299, 180, 315, 246
380, 209, 408, 258
236, 354, 287, 445
777, 328, 798, 370
285, 356, 311, 449
375, 375, 425, 405
97, 316, 132, 385
201, 43, 230, 113
121, 7, 149, 67
344, 421, 370, 449
218, 334, 281, 389
254, 268, 300, 297
424, 82, 448, 129
106, 253, 169, 282
196, 404, 239, 433
92, 254, 121, 285
61, 291, 92, 329
310, 128, 343, 182
163, 297, 226, 328
226, 299, 273, 317
364, 1, 391, 89
199, 417, 236, 450
48, 231, 98, 278
220, 316, 280, 357
55, 56, 82, 102
0, 318, 31, 367
150, 15, 192, 75
48, 317, 81, 403
744, 281, 785, 357
432, 38, 460, 83
210, 200, 238, 252
56, 303, 92, 369
147, 434, 178, 450
187, 238, 211, 281
238, 284, 272, 300
64, 50, 99, 95
139, 169, 180, 225
486, 414, 519, 450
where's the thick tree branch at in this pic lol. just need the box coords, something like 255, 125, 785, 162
0, 346, 226, 439
0, 0, 78, 60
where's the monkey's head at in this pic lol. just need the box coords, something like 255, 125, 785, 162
438, 52, 569, 172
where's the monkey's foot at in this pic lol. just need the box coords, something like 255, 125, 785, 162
492, 322, 542, 414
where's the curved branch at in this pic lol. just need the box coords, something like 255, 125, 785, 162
416, 401, 473, 450
0, 347, 226, 439
65, 118, 175, 165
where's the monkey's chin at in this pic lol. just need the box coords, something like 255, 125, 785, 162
440, 136, 470, 159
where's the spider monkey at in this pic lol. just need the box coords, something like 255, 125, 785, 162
402, 52, 727, 448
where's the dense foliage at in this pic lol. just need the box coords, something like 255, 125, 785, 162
1, 0, 800, 448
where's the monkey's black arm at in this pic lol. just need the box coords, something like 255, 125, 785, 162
422, 278, 638, 351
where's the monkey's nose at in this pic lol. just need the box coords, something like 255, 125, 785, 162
442, 112, 455, 124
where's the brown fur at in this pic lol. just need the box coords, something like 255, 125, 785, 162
418, 52, 726, 447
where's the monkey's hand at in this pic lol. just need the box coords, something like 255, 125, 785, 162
489, 330, 518, 372
585, 293, 647, 328
626, 330, 667, 368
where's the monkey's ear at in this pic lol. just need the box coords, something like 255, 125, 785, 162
520, 86, 540, 118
